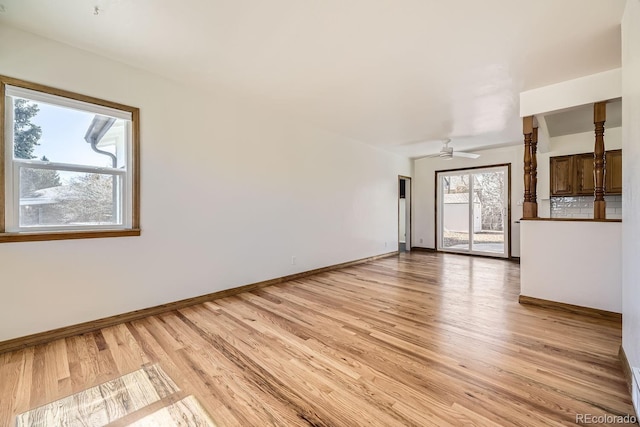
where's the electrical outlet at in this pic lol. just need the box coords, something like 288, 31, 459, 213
291, 256, 296, 265
384, 241, 388, 248
420, 238, 423, 244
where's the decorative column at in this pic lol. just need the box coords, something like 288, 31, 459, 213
593, 102, 607, 219
530, 127, 538, 218
523, 116, 537, 218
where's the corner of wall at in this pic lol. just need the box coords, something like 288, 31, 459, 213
621, 0, 640, 370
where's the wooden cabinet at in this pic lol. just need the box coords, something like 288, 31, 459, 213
605, 149, 622, 194
550, 156, 574, 196
550, 150, 622, 196
575, 153, 595, 195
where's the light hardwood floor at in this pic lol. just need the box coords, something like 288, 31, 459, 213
0, 252, 634, 426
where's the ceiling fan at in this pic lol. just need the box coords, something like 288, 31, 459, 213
428, 138, 480, 160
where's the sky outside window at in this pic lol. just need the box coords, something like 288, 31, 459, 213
15, 98, 121, 170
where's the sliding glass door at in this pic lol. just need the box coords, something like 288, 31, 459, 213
437, 165, 509, 258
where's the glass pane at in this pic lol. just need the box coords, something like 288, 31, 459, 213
471, 171, 505, 254
19, 167, 122, 227
12, 97, 127, 168
441, 174, 470, 250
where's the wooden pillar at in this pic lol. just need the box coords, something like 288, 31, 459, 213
530, 127, 538, 218
593, 102, 606, 219
523, 116, 537, 218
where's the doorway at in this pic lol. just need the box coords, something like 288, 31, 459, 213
436, 165, 510, 258
399, 176, 411, 252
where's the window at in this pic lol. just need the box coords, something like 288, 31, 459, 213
0, 76, 140, 242
436, 165, 510, 258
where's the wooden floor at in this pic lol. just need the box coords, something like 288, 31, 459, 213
0, 252, 634, 426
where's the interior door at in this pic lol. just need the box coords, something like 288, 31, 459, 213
437, 165, 509, 258
398, 176, 411, 252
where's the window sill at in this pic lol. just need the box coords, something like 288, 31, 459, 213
0, 229, 141, 243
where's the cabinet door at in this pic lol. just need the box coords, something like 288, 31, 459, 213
606, 149, 622, 194
550, 156, 574, 196
575, 153, 595, 195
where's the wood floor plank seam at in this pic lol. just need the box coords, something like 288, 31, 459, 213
0, 251, 400, 355
216, 280, 602, 423
174, 310, 336, 427
0, 252, 633, 426
180, 305, 424, 427
268, 276, 624, 410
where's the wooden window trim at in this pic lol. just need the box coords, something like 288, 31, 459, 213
0, 229, 141, 243
0, 75, 140, 243
433, 163, 512, 258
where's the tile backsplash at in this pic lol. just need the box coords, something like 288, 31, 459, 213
550, 195, 622, 219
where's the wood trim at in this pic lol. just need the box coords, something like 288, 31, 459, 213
0, 228, 141, 243
410, 247, 436, 252
398, 175, 412, 251
520, 217, 621, 223
530, 127, 538, 203
619, 346, 635, 397
605, 149, 623, 194
0, 253, 634, 424
434, 163, 512, 259
434, 162, 512, 174
523, 117, 533, 206
0, 74, 138, 114
518, 295, 621, 322
131, 108, 141, 229
0, 81, 5, 233
435, 249, 515, 262
594, 101, 607, 125
0, 251, 399, 354
522, 116, 534, 135
529, 127, 538, 218
0, 74, 141, 241
594, 101, 607, 219
523, 116, 538, 218
434, 163, 513, 251
434, 171, 438, 250
507, 163, 512, 258
406, 246, 516, 261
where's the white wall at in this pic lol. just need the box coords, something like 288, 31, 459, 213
412, 127, 623, 253
0, 25, 411, 341
520, 221, 622, 313
520, 68, 622, 117
622, 0, 640, 370
413, 146, 523, 256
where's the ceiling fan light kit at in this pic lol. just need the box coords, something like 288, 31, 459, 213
439, 145, 454, 159
434, 138, 480, 160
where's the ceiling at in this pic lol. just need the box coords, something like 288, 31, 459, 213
0, 0, 627, 158
544, 99, 622, 138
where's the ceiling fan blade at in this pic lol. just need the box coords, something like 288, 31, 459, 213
412, 153, 442, 160
452, 152, 480, 159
